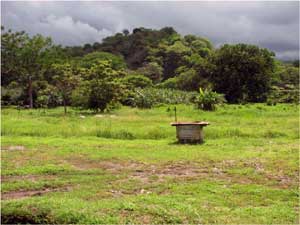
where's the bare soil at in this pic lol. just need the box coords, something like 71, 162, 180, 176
1, 186, 71, 200
1, 145, 26, 151
67, 157, 297, 189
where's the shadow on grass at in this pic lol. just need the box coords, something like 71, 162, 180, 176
168, 140, 206, 145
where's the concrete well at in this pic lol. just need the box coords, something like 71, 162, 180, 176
171, 122, 209, 143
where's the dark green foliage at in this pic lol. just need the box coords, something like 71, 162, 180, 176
137, 62, 163, 83
211, 44, 275, 103
292, 60, 299, 68
1, 85, 23, 106
194, 88, 225, 111
99, 27, 177, 69
268, 61, 299, 103
268, 85, 299, 104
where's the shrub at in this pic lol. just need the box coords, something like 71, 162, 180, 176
194, 88, 225, 111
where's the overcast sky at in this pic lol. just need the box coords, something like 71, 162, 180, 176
1, 1, 299, 60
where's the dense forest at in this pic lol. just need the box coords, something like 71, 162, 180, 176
1, 26, 299, 112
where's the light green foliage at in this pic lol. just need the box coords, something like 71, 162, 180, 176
184, 35, 213, 57
51, 63, 81, 113
167, 40, 192, 54
122, 74, 153, 88
36, 95, 50, 110
128, 88, 197, 108
1, 104, 299, 224
156, 77, 179, 89
78, 51, 126, 70
194, 88, 226, 111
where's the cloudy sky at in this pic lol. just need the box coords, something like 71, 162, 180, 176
1, 1, 299, 60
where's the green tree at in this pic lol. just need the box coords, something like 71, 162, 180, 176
73, 60, 126, 112
52, 63, 81, 114
1, 28, 55, 108
211, 44, 275, 103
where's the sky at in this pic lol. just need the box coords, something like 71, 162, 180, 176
1, 1, 299, 60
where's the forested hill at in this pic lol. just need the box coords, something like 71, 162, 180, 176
65, 27, 213, 80
1, 26, 299, 111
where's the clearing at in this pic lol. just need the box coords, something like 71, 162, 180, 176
1, 104, 299, 224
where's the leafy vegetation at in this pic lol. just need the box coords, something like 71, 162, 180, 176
194, 88, 225, 111
128, 88, 197, 108
2, 26, 298, 112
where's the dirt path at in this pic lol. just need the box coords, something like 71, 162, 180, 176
2, 186, 71, 200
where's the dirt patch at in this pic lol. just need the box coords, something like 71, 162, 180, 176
68, 157, 144, 173
1, 186, 71, 200
130, 162, 209, 183
2, 145, 26, 151
1, 175, 57, 182
67, 157, 297, 189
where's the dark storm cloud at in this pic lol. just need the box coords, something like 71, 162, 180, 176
1, 1, 299, 60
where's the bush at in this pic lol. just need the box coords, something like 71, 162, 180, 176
194, 88, 225, 111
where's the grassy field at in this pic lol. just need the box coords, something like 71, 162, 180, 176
1, 104, 299, 224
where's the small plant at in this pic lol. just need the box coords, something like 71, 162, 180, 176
194, 88, 225, 111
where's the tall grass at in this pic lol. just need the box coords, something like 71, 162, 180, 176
1, 104, 298, 140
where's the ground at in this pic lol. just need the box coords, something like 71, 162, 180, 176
1, 104, 299, 224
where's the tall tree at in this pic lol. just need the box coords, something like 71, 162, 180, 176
211, 44, 275, 103
52, 63, 81, 114
1, 28, 55, 107
1, 28, 27, 86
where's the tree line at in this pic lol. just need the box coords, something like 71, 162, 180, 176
1, 26, 299, 113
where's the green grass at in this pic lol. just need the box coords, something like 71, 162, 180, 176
1, 104, 299, 224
